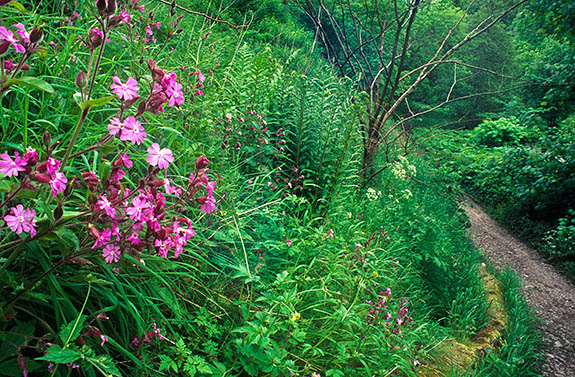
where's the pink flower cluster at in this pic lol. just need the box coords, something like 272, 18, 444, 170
0, 149, 69, 237
131, 322, 162, 348
84, 151, 215, 264
365, 286, 414, 340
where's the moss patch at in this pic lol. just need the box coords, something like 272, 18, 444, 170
417, 264, 508, 376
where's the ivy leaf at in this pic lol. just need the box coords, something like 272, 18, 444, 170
35, 345, 80, 364
4, 77, 55, 94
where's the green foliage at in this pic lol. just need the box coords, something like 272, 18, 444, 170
0, 1, 544, 377
472, 117, 527, 147
472, 269, 543, 377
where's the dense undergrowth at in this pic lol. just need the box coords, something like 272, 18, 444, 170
0, 0, 543, 376
425, 114, 575, 279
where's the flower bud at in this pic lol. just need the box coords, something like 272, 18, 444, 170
29, 27, 43, 44
107, 0, 117, 15
108, 15, 123, 29
96, 0, 108, 17
170, 0, 176, 16
75, 71, 87, 89
54, 205, 63, 221
147, 59, 157, 71
88, 224, 100, 238
21, 64, 30, 71
43, 130, 52, 147
30, 172, 51, 183
151, 68, 165, 83
0, 41, 10, 55
195, 155, 210, 170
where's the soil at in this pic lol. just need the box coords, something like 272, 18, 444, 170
463, 199, 575, 377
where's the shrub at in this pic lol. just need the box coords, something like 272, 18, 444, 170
472, 116, 527, 147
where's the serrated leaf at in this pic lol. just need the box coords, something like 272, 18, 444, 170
5, 77, 55, 94
59, 315, 87, 344
83, 353, 121, 376
35, 345, 80, 364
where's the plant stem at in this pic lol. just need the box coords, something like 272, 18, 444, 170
61, 106, 90, 168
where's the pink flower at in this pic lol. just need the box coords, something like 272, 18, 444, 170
117, 152, 132, 169
286, 240, 292, 246
49, 171, 67, 197
126, 196, 151, 222
24, 148, 38, 166
3, 204, 37, 237
126, 232, 141, 246
13, 23, 30, 44
46, 157, 60, 175
102, 244, 121, 263
120, 117, 146, 145
107, 117, 124, 136
110, 76, 139, 101
100, 335, 109, 346
0, 26, 25, 53
199, 196, 216, 214
166, 80, 184, 107
154, 237, 173, 258
146, 143, 174, 169
92, 228, 112, 249
163, 179, 181, 196
120, 9, 131, 24
0, 152, 26, 177
97, 194, 116, 218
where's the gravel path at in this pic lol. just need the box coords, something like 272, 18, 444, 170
463, 199, 575, 377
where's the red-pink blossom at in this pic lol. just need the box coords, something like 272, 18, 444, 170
0, 152, 26, 177
49, 171, 67, 197
97, 194, 116, 218
107, 117, 124, 136
120, 116, 146, 144
92, 228, 112, 249
3, 204, 37, 237
110, 76, 139, 101
13, 23, 30, 44
146, 143, 174, 169
126, 196, 151, 222
102, 244, 121, 263
46, 157, 60, 175
199, 195, 216, 214
0, 26, 25, 53
117, 152, 132, 169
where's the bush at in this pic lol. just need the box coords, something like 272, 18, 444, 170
472, 116, 527, 147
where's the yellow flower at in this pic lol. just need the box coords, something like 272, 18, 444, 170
292, 312, 301, 321
372, 271, 378, 278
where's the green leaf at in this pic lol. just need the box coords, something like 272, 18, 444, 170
83, 353, 121, 377
79, 95, 115, 110
55, 228, 80, 252
36, 345, 80, 364
0, 321, 36, 361
7, 1, 26, 13
4, 77, 55, 94
59, 315, 87, 344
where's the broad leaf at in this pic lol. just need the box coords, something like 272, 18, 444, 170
36, 345, 80, 364
5, 77, 55, 94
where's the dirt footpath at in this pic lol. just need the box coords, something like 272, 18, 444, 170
463, 199, 575, 377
